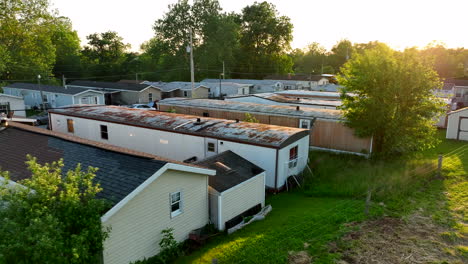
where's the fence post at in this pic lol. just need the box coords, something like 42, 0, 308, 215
436, 155, 443, 179
364, 189, 372, 217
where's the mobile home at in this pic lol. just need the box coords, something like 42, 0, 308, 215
158, 98, 373, 155
48, 106, 310, 190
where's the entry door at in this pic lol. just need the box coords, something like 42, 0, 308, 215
204, 138, 218, 158
458, 117, 468, 141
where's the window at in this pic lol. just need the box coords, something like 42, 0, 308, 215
0, 103, 10, 115
170, 191, 182, 218
300, 119, 311, 129
67, 119, 74, 133
42, 94, 48, 103
148, 93, 153, 102
289, 146, 298, 168
100, 125, 108, 140
207, 142, 215, 152
203, 112, 209, 117
183, 91, 188, 97
81, 97, 89, 104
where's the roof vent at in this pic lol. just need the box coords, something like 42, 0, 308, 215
235, 119, 239, 123
296, 106, 300, 111
195, 118, 201, 125
297, 97, 300, 101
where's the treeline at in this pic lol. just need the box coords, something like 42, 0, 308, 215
1, 0, 467, 85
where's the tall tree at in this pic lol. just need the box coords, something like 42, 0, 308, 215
51, 17, 82, 78
80, 31, 130, 79
0, 0, 57, 80
338, 43, 444, 156
329, 39, 353, 72
238, 1, 293, 77
0, 156, 108, 263
146, 0, 224, 81
291, 42, 329, 74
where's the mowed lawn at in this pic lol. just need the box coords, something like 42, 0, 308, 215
177, 130, 467, 263
176, 194, 367, 264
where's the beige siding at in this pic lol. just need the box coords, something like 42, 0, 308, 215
139, 87, 162, 103
192, 87, 209, 98
102, 169, 209, 264
220, 173, 265, 230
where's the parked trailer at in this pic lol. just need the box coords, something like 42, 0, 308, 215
48, 105, 310, 190
158, 98, 373, 155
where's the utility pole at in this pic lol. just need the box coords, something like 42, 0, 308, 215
135, 72, 139, 84
38, 74, 45, 110
188, 27, 195, 96
222, 61, 225, 79
62, 74, 66, 87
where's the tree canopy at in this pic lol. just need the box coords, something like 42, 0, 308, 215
0, 156, 109, 263
338, 43, 445, 156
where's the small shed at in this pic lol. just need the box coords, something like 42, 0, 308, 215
196, 151, 265, 230
446, 107, 468, 141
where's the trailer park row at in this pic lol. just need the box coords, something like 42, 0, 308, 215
1, 78, 468, 264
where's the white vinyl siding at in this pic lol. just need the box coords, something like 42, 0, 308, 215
102, 169, 209, 264
214, 173, 265, 230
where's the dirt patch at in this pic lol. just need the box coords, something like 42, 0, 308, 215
288, 250, 312, 264
332, 213, 467, 264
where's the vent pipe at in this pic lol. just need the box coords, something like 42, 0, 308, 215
296, 106, 300, 111
235, 119, 239, 123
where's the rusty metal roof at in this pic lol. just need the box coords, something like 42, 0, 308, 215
49, 106, 310, 148
159, 98, 342, 120
249, 93, 341, 107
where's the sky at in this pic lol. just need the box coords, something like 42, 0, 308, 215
51, 0, 467, 52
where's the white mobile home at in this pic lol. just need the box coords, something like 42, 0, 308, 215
0, 122, 215, 264
48, 106, 310, 190
446, 107, 468, 141
0, 93, 26, 116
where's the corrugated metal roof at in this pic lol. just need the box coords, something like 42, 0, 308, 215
49, 105, 310, 148
159, 98, 342, 120
252, 93, 341, 107
275, 90, 344, 97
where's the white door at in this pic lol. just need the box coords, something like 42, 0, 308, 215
458, 117, 468, 141
204, 138, 218, 158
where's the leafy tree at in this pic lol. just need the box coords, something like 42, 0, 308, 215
291, 42, 329, 74
146, 0, 225, 81
51, 17, 82, 78
338, 43, 444, 156
329, 39, 353, 72
238, 1, 293, 77
0, 0, 57, 80
0, 155, 109, 263
81, 31, 131, 79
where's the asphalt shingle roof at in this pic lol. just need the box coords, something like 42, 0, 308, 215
0, 126, 167, 204
196, 151, 264, 192
69, 80, 151, 92
5, 82, 93, 95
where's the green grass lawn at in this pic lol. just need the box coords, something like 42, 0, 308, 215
177, 130, 467, 263
176, 194, 367, 264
